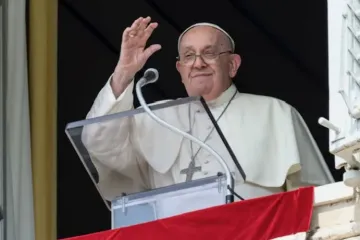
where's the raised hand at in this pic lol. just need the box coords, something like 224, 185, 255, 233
112, 17, 161, 95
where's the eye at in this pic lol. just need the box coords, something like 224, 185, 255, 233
203, 52, 216, 58
183, 54, 195, 61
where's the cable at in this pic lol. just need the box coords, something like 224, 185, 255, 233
227, 186, 244, 201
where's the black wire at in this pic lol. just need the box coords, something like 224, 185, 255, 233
217, 173, 245, 201
227, 186, 245, 201
201, 98, 247, 181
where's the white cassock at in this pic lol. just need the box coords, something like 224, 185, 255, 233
81, 75, 334, 202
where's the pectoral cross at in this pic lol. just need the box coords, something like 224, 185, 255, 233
180, 159, 201, 182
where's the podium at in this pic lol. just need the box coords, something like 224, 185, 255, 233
65, 95, 245, 229
63, 90, 360, 239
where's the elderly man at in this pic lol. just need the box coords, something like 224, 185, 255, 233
82, 17, 334, 201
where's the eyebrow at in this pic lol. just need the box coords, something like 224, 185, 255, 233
180, 45, 217, 53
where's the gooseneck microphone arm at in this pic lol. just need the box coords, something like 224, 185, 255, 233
135, 68, 235, 204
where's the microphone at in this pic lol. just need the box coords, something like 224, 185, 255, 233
141, 68, 159, 86
135, 68, 235, 204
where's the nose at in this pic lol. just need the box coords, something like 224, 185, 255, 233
192, 55, 207, 68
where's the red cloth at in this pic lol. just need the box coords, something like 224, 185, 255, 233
61, 186, 314, 240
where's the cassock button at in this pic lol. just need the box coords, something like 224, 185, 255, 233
204, 160, 209, 164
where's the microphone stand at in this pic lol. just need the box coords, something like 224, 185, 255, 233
135, 68, 235, 204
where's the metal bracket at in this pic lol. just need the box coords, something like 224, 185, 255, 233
120, 196, 128, 216
0, 205, 3, 221
216, 172, 224, 193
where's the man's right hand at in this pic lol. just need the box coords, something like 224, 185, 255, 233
111, 17, 162, 97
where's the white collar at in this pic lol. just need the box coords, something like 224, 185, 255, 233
206, 84, 238, 108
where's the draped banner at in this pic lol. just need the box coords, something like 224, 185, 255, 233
61, 186, 314, 240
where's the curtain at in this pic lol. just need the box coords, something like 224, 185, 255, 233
28, 0, 58, 239
0, 1, 4, 238
1, 0, 36, 239
0, 0, 6, 240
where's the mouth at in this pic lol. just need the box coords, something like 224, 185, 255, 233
191, 73, 212, 78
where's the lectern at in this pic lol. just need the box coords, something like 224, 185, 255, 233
65, 96, 245, 229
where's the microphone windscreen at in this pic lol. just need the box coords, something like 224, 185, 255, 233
144, 70, 156, 80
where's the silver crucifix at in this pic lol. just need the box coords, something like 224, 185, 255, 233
180, 159, 202, 181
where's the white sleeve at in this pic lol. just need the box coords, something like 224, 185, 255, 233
81, 75, 150, 193
86, 74, 134, 118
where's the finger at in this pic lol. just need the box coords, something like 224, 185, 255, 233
137, 17, 152, 38
122, 27, 133, 41
143, 44, 162, 60
139, 16, 151, 32
130, 17, 142, 30
122, 27, 131, 41
122, 17, 142, 41
143, 22, 158, 40
128, 17, 143, 36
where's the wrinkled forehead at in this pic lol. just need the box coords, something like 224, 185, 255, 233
178, 23, 235, 53
179, 27, 220, 51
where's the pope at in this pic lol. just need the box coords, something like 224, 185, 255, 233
81, 16, 334, 201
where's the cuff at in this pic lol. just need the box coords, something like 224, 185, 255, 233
87, 74, 134, 118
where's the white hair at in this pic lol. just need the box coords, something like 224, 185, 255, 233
177, 22, 235, 53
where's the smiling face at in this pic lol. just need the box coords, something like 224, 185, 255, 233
176, 26, 241, 101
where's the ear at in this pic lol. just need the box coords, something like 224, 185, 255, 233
229, 54, 241, 78
176, 61, 187, 83
176, 61, 181, 73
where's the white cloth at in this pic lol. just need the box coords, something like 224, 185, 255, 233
81, 75, 334, 201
